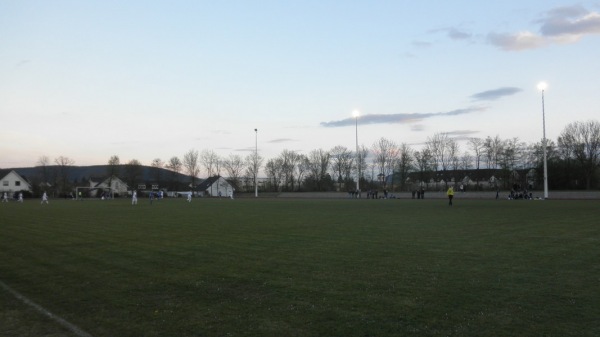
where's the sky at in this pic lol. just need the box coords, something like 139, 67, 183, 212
1, 0, 599, 172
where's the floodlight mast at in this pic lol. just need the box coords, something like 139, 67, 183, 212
254, 128, 258, 198
353, 110, 360, 194
537, 82, 549, 199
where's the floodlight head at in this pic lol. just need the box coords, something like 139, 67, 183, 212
537, 82, 548, 91
352, 110, 360, 118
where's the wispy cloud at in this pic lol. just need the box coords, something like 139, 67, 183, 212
320, 107, 487, 128
268, 138, 298, 143
446, 28, 472, 40
488, 5, 600, 51
445, 130, 480, 140
430, 27, 473, 40
15, 59, 31, 67
412, 40, 432, 48
540, 6, 600, 38
410, 124, 426, 132
487, 31, 546, 51
470, 87, 522, 101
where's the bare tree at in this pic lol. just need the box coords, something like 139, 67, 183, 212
265, 157, 284, 191
106, 155, 121, 197
355, 145, 369, 186
166, 157, 182, 173
150, 158, 164, 188
426, 133, 451, 171
183, 149, 200, 188
124, 159, 143, 191
165, 156, 183, 190
330, 145, 354, 185
468, 138, 484, 170
223, 154, 245, 189
295, 154, 309, 191
459, 152, 472, 171
54, 156, 75, 195
448, 139, 460, 171
200, 150, 219, 177
413, 148, 433, 189
36, 155, 51, 184
245, 152, 264, 194
483, 135, 504, 169
468, 137, 484, 187
279, 150, 301, 191
558, 120, 600, 189
306, 149, 331, 191
395, 143, 414, 191
372, 137, 399, 187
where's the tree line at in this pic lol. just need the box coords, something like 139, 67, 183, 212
28, 119, 600, 195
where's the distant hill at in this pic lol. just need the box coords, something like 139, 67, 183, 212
8, 165, 197, 185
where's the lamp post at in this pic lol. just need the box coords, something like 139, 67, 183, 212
254, 128, 258, 198
537, 82, 549, 199
353, 110, 360, 194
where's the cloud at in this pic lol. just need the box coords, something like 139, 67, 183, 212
488, 5, 600, 51
235, 147, 255, 152
445, 130, 480, 140
470, 87, 522, 101
487, 31, 547, 51
268, 138, 297, 143
410, 124, 425, 132
412, 40, 432, 48
320, 107, 487, 128
430, 27, 472, 40
539, 5, 600, 38
446, 28, 472, 40
15, 59, 31, 67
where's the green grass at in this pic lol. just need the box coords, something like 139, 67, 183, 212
1, 197, 599, 336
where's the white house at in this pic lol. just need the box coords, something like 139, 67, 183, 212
0, 169, 32, 193
196, 175, 235, 197
87, 175, 129, 197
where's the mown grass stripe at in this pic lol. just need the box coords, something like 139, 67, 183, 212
0, 280, 94, 337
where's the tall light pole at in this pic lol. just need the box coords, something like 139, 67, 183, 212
254, 128, 258, 197
353, 110, 360, 194
537, 82, 549, 199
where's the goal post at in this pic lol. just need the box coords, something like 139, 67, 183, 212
74, 186, 113, 199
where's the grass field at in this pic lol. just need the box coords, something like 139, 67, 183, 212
1, 197, 599, 336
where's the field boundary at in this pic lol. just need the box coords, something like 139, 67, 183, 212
276, 190, 600, 199
0, 280, 94, 337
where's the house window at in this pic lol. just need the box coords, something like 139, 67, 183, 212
115, 182, 120, 189
15, 181, 21, 186
2, 181, 7, 186
138, 184, 146, 190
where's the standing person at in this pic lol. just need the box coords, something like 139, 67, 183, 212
187, 191, 192, 202
420, 188, 425, 199
1, 192, 8, 203
447, 186, 454, 206
132, 191, 138, 205
18, 192, 23, 202
41, 192, 49, 205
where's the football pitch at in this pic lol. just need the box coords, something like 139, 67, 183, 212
1, 197, 599, 336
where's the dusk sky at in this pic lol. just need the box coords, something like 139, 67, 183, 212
1, 1, 599, 172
